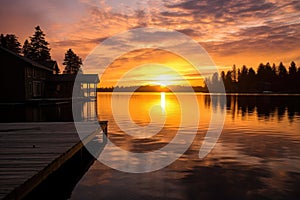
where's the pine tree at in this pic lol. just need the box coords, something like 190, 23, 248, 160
63, 49, 82, 74
288, 61, 297, 90
289, 61, 297, 78
278, 62, 287, 79
278, 62, 288, 91
26, 26, 51, 63
232, 64, 237, 82
0, 34, 21, 54
22, 39, 31, 57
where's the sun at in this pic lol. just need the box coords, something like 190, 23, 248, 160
152, 81, 169, 87
159, 83, 167, 88
159, 84, 167, 88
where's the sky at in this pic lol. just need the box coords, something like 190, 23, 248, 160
1, 0, 300, 87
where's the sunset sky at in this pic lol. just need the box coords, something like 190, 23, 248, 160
1, 0, 300, 87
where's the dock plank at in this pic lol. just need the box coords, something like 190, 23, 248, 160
0, 122, 104, 200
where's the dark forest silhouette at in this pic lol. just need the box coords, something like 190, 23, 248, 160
206, 62, 300, 93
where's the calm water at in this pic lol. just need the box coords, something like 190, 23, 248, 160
70, 93, 300, 200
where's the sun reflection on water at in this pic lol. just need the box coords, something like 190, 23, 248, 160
160, 92, 166, 113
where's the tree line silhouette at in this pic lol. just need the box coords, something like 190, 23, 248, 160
206, 62, 300, 93
0, 26, 82, 74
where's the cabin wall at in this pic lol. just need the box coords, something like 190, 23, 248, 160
24, 66, 49, 100
0, 49, 26, 102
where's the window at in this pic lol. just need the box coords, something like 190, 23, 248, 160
33, 81, 41, 97
28, 81, 32, 97
56, 84, 61, 92
26, 67, 32, 77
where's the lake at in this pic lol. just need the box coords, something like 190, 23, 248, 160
70, 93, 300, 200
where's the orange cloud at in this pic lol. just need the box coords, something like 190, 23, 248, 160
0, 0, 299, 72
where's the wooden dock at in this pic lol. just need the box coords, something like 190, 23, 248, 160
0, 122, 107, 200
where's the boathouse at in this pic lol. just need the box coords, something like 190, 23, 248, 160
46, 74, 99, 99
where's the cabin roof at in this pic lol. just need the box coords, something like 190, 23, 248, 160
40, 60, 58, 70
77, 74, 100, 83
0, 46, 53, 72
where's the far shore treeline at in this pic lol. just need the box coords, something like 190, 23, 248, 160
206, 62, 300, 93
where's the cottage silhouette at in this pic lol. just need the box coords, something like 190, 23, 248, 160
0, 46, 99, 103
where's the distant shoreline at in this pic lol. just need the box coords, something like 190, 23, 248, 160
96, 91, 300, 95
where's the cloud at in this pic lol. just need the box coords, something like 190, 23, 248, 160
164, 0, 275, 19
0, 0, 299, 70
0, 0, 86, 36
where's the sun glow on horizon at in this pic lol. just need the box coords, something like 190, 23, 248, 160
98, 49, 206, 88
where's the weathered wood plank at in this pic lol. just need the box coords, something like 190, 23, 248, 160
0, 122, 106, 200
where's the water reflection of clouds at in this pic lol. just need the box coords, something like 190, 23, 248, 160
186, 118, 300, 198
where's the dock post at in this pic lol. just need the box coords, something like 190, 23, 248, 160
99, 121, 108, 135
